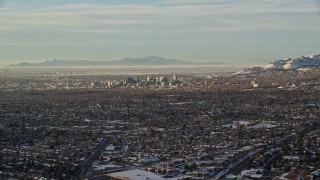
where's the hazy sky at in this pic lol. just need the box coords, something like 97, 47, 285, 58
0, 0, 319, 66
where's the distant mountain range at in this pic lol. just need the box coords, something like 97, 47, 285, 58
8, 56, 202, 67
235, 53, 320, 75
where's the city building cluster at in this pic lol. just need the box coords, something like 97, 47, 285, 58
0, 68, 320, 179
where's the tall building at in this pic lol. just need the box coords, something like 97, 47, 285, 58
126, 77, 136, 84
159, 76, 167, 82
173, 74, 177, 82
107, 81, 113, 87
147, 76, 151, 82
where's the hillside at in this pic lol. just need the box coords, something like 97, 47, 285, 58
235, 53, 320, 75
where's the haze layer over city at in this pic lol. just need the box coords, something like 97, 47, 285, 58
1, 0, 320, 180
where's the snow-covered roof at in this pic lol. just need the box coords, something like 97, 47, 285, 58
109, 169, 178, 180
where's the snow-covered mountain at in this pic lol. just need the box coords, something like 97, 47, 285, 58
265, 54, 320, 70
234, 53, 320, 75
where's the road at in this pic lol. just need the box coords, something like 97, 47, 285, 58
73, 137, 109, 180
214, 122, 320, 179
213, 149, 263, 180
